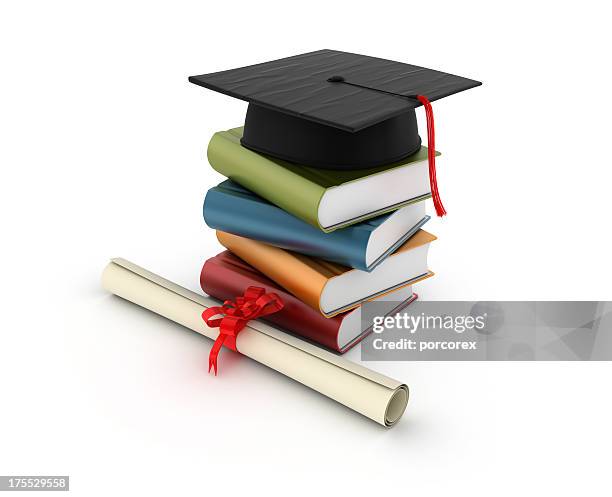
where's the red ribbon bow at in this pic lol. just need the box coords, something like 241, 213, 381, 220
201, 286, 284, 375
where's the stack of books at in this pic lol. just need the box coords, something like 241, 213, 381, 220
199, 126, 437, 353
191, 49, 481, 354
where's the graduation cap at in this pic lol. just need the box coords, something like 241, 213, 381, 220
189, 49, 481, 216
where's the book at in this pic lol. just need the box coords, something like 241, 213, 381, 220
207, 127, 439, 232
216, 230, 436, 317
200, 251, 417, 352
203, 180, 430, 272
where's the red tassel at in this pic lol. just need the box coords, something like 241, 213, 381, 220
416, 95, 446, 217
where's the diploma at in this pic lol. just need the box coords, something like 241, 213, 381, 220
101, 258, 409, 427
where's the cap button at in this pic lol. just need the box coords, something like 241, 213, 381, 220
327, 75, 345, 83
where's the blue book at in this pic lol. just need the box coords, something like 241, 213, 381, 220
203, 180, 430, 272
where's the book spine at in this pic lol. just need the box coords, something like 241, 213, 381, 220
203, 187, 371, 271
200, 257, 341, 351
207, 132, 326, 229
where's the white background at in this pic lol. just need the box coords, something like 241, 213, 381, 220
1, 1, 611, 495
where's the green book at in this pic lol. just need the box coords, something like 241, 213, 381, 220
207, 127, 436, 233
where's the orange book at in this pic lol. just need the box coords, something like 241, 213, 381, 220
216, 230, 435, 317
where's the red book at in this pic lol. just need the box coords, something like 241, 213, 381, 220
200, 251, 417, 353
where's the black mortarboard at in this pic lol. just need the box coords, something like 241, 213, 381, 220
189, 49, 481, 216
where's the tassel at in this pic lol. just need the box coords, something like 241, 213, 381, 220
416, 95, 446, 217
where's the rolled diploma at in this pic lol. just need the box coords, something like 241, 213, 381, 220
102, 258, 409, 427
